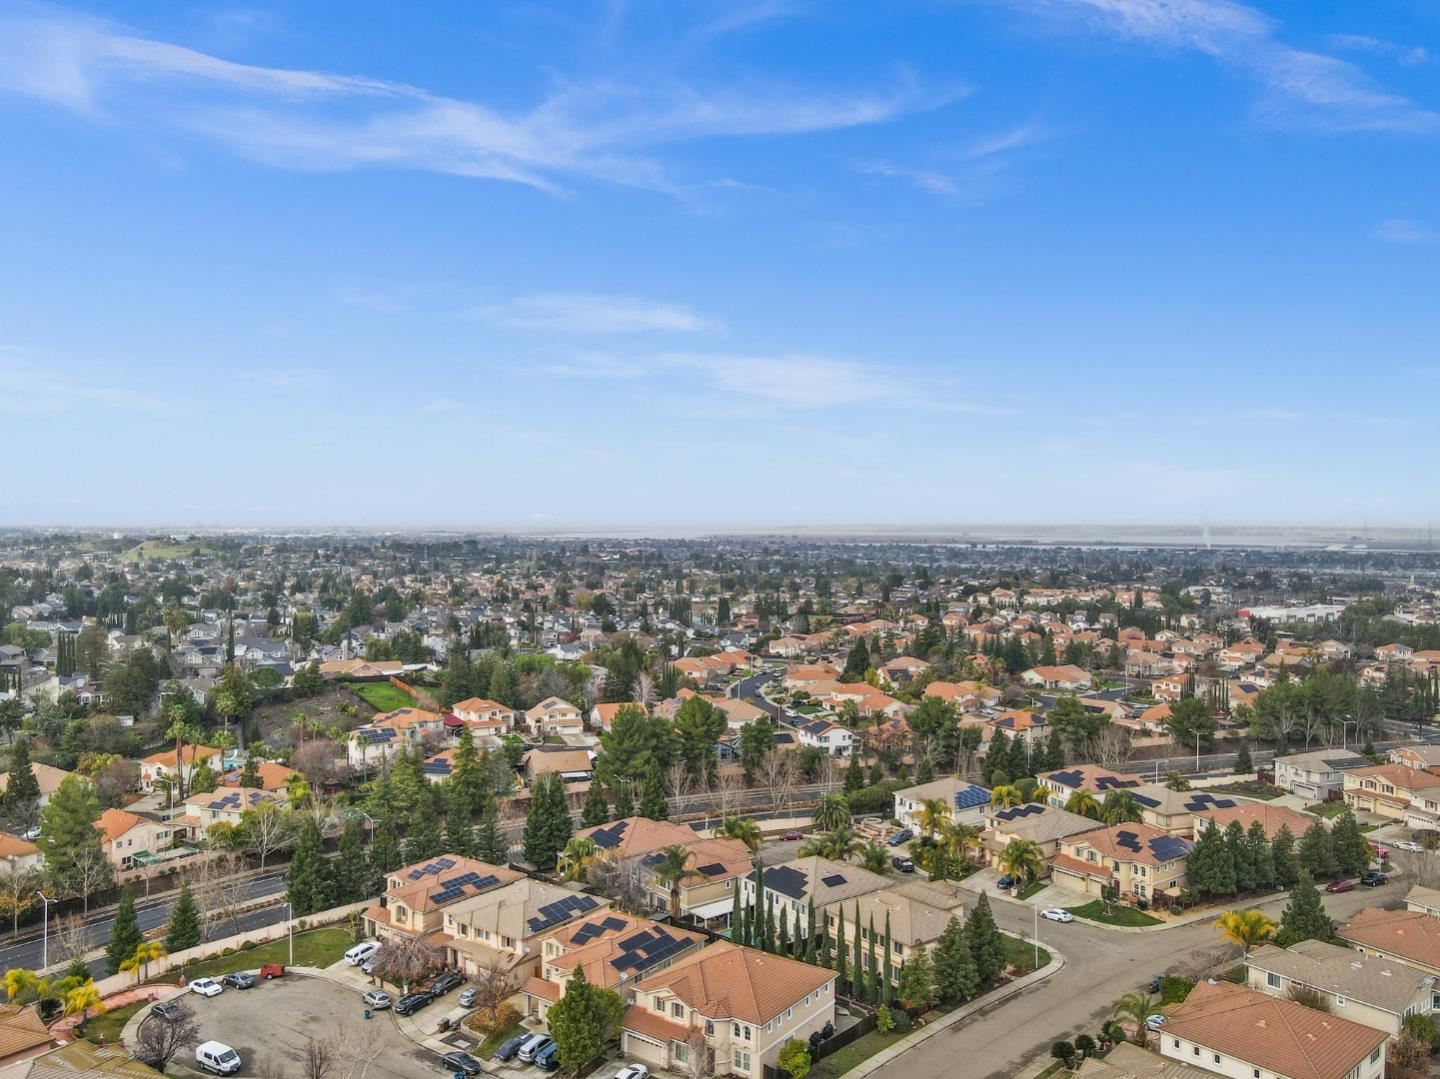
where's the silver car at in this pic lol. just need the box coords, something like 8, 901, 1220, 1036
362, 989, 391, 1010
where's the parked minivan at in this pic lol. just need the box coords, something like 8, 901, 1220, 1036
196, 1041, 242, 1075
517, 1035, 553, 1063
345, 941, 381, 966
534, 1042, 560, 1072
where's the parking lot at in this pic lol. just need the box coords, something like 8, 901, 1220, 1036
174, 975, 440, 1079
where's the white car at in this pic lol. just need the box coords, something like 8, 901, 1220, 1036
189, 978, 223, 998
1145, 1014, 1167, 1031
615, 1067, 650, 1079
1041, 908, 1073, 923
1396, 840, 1425, 853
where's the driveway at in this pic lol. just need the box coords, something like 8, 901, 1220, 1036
172, 975, 439, 1079
882, 872, 1414, 1079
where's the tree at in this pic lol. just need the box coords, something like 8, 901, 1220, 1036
934, 915, 979, 1004
524, 774, 570, 868
897, 947, 936, 1011
37, 775, 109, 903
62, 979, 105, 1033
547, 967, 623, 1072
1186, 822, 1236, 898
841, 638, 869, 683
444, 786, 477, 860
135, 1002, 200, 1071
738, 716, 777, 785
119, 940, 167, 983
1063, 789, 1100, 819
581, 781, 610, 828
916, 797, 952, 839
475, 798, 508, 865
288, 817, 334, 916
1235, 740, 1253, 774
1330, 810, 1371, 877
165, 882, 202, 952
639, 764, 668, 821
335, 817, 370, 904
966, 894, 1006, 986
1247, 820, 1276, 891
1298, 821, 1338, 880
106, 884, 142, 976
369, 811, 404, 888
610, 780, 635, 819
1112, 992, 1156, 1048
799, 826, 860, 862
777, 1039, 811, 1079
997, 839, 1045, 889
1099, 790, 1142, 825
1050, 1042, 1076, 1071
1275, 872, 1335, 947
1212, 908, 1277, 955
1, 738, 42, 828
844, 752, 864, 793
721, 816, 763, 854
1271, 824, 1300, 888
652, 845, 693, 919
673, 695, 726, 787
1225, 820, 1258, 893
213, 664, 254, 741
562, 837, 601, 882
1166, 697, 1217, 749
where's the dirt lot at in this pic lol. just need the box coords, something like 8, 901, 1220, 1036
175, 975, 438, 1079
251, 683, 371, 750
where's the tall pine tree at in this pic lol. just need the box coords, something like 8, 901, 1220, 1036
106, 884, 142, 975
1275, 872, 1335, 947
165, 883, 202, 952
966, 894, 1006, 987
287, 817, 334, 916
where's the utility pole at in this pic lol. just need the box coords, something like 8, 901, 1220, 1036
35, 892, 59, 971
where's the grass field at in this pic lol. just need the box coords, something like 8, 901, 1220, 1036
1065, 901, 1162, 927
120, 540, 215, 562
1306, 802, 1348, 818
808, 1029, 907, 1079
1016, 880, 1046, 901
1002, 932, 1051, 975
82, 999, 146, 1046
351, 683, 416, 713
155, 927, 352, 983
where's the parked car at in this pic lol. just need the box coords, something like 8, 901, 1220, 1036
430, 971, 465, 996
1041, 908, 1073, 923
150, 1000, 184, 1020
1361, 871, 1389, 887
779, 831, 804, 842
362, 990, 392, 1010
457, 987, 478, 1008
220, 972, 256, 990
1145, 1015, 1167, 1031
1326, 879, 1356, 893
346, 941, 381, 966
1369, 843, 1390, 859
362, 957, 378, 975
395, 991, 435, 1017
887, 829, 913, 847
534, 1043, 560, 1073
494, 1036, 528, 1063
613, 1066, 650, 1079
195, 1042, 242, 1075
517, 1035, 553, 1063
440, 1052, 483, 1076
260, 964, 285, 980
1396, 840, 1425, 853
189, 978, 223, 998
996, 875, 1015, 890
1147, 976, 1162, 994
891, 856, 915, 873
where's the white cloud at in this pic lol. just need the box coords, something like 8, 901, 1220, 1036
0, 3, 941, 193
0, 357, 174, 415
853, 159, 965, 199
1328, 34, 1431, 70
661, 351, 895, 407
478, 293, 718, 334
1372, 218, 1437, 246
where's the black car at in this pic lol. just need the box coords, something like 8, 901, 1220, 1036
430, 971, 465, 996
150, 1001, 184, 1021
394, 991, 435, 1017
221, 972, 256, 990
440, 1052, 483, 1076
1362, 871, 1388, 886
997, 875, 1015, 890
891, 857, 915, 873
887, 829, 913, 847
493, 1035, 528, 1063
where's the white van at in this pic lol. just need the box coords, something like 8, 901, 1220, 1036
345, 941, 381, 966
196, 1041, 242, 1075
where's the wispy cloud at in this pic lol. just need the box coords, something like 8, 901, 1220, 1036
990, 0, 1440, 134
0, 2, 941, 194
477, 292, 719, 334
0, 357, 174, 415
1328, 34, 1431, 70
1373, 218, 1437, 246
853, 159, 965, 198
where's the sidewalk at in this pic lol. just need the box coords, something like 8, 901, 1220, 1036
843, 938, 1066, 1079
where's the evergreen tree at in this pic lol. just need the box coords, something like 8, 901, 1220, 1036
934, 915, 978, 1004
335, 817, 369, 904
475, 797, 508, 865
581, 781, 610, 828
738, 895, 751, 948
730, 878, 743, 941
844, 753, 865, 793
841, 638, 869, 682
764, 893, 777, 952
897, 948, 937, 1012
987, 729, 1011, 785
445, 785, 477, 859
36, 774, 108, 896
639, 765, 668, 821
1298, 821, 1338, 880
406, 785, 444, 862
545, 771, 573, 857
287, 817, 334, 916
1330, 810, 1371, 877
1275, 872, 1336, 948
548, 967, 621, 1072
1045, 729, 1067, 772
165, 882, 202, 952
880, 911, 894, 1004
239, 756, 261, 789
2, 739, 41, 819
805, 905, 818, 965
1225, 820, 1257, 892
106, 884, 142, 976
833, 907, 848, 988
1186, 822, 1237, 897
778, 906, 790, 956
610, 780, 635, 819
1006, 735, 1031, 782
523, 774, 570, 868
851, 902, 864, 999
1271, 824, 1300, 888
966, 894, 1006, 987
451, 728, 485, 814
1247, 820, 1276, 891
368, 811, 403, 892
1235, 741, 1253, 775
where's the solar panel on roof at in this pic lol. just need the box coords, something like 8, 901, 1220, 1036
696, 862, 726, 877
1115, 830, 1141, 852
589, 821, 629, 849
996, 803, 1043, 820
953, 786, 991, 811
600, 916, 627, 931
526, 893, 601, 934
761, 865, 808, 900
820, 873, 847, 887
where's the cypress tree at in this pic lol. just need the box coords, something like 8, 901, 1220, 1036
106, 884, 142, 975
581, 781, 610, 828
764, 893, 776, 952
865, 914, 879, 1001
833, 907, 847, 989
639, 765, 668, 821
1226, 820, 1257, 893
1235, 741, 1253, 775
778, 906, 790, 956
1330, 810, 1371, 877
804, 905, 817, 965
880, 911, 894, 1004
475, 797, 508, 865
1275, 872, 1335, 948
524, 775, 562, 868
4, 739, 41, 817
738, 894, 751, 948
611, 780, 635, 819
851, 902, 864, 999
545, 773, 573, 858
730, 879, 743, 941
844, 753, 864, 793
287, 817, 334, 916
165, 882, 202, 952
1271, 824, 1300, 888
335, 816, 369, 903
966, 894, 1006, 987
1247, 820, 1275, 890
445, 785, 477, 859
451, 728, 485, 813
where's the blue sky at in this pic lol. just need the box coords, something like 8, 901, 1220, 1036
1, 0, 1437, 529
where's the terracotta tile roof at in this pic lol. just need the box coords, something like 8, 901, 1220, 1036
1347, 763, 1440, 792
384, 855, 522, 914
0, 1003, 51, 1059
0, 833, 40, 860
573, 816, 699, 859
622, 1003, 692, 1044
1339, 906, 1440, 971
632, 941, 836, 1025
140, 745, 220, 767
1163, 980, 1385, 1079
94, 807, 148, 842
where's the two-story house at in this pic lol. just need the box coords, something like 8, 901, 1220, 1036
347, 707, 448, 770
1050, 822, 1192, 902
1273, 749, 1370, 802
138, 745, 222, 793
818, 879, 967, 992
1036, 765, 1145, 809
1246, 939, 1435, 1040
740, 857, 892, 941
1340, 907, 1440, 980
443, 878, 608, 983
451, 697, 517, 736
976, 803, 1102, 869
1125, 785, 1242, 836
177, 787, 283, 841
893, 778, 992, 835
525, 696, 584, 737
362, 854, 522, 945
1343, 763, 1440, 824
621, 942, 837, 1079
796, 720, 854, 758
95, 807, 179, 869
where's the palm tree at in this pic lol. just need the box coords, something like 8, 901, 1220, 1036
997, 838, 1045, 888
916, 797, 952, 839
1098, 1019, 1128, 1050
1100, 790, 1142, 825
653, 845, 694, 918
800, 826, 861, 862
941, 822, 982, 863
858, 841, 891, 875
561, 837, 600, 882
991, 785, 1024, 809
119, 941, 167, 984
1112, 991, 1156, 1048
812, 793, 852, 833
721, 817, 763, 854
1064, 790, 1100, 819
1213, 909, 1277, 955
62, 981, 105, 1033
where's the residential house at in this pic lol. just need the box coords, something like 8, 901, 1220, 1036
977, 803, 1102, 868
525, 696, 584, 737
1272, 750, 1370, 802
1246, 939, 1434, 1039
876, 656, 928, 688
443, 878, 609, 982
347, 707, 447, 770
362, 854, 522, 945
988, 710, 1048, 749
620, 942, 837, 1079
522, 747, 594, 785
1405, 885, 1440, 918
1375, 643, 1415, 666
590, 701, 643, 732
893, 778, 992, 834
0, 762, 72, 808
1388, 745, 1440, 771
220, 760, 298, 795
1050, 822, 1192, 901
1157, 980, 1386, 1079
564, 817, 705, 875
452, 697, 516, 736
1037, 765, 1145, 808
924, 681, 1001, 709
0, 1003, 52, 1068
138, 745, 222, 792
1121, 785, 1243, 836
0, 834, 42, 875
1342, 764, 1440, 824
318, 658, 404, 680
1020, 665, 1092, 691
0, 1033, 168, 1079
520, 912, 706, 1020
637, 836, 753, 924
1191, 802, 1317, 841
1340, 907, 1440, 979
796, 719, 854, 758
1217, 639, 1265, 670
94, 808, 180, 870
740, 857, 892, 941
817, 879, 967, 986
177, 787, 282, 841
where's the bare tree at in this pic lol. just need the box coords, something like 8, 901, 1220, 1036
667, 761, 695, 810
329, 1022, 381, 1079
465, 959, 516, 1029
1090, 724, 1133, 771
52, 913, 91, 969
712, 769, 745, 819
369, 935, 442, 993
188, 852, 250, 941
241, 801, 299, 869
133, 1004, 201, 1071
73, 843, 113, 916
295, 740, 346, 789
1287, 984, 1331, 1012
635, 671, 655, 709
588, 856, 652, 915
761, 750, 798, 813
303, 1033, 335, 1079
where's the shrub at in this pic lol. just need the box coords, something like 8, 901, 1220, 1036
875, 1004, 895, 1034
1159, 976, 1194, 1005
1402, 1012, 1440, 1049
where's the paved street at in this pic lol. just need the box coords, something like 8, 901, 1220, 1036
882, 872, 1415, 1079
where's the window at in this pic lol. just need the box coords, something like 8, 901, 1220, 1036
653, 999, 666, 1014
1213, 1054, 1220, 1065
672, 1003, 684, 1019
1253, 1070, 1260, 1078
1192, 1047, 1200, 1057
1370, 1047, 1382, 1064
1336, 996, 1346, 1007
1172, 1040, 1179, 1049
733, 1023, 741, 1038
732, 1050, 751, 1073
673, 1043, 689, 1065
1266, 972, 1281, 989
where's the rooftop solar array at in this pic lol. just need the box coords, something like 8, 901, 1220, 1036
1182, 793, 1237, 811
953, 785, 992, 811
1150, 835, 1193, 860
995, 803, 1046, 821
1322, 755, 1369, 770
589, 821, 629, 850
696, 862, 727, 877
609, 926, 692, 974
820, 873, 847, 888
431, 871, 500, 904
571, 915, 631, 946
204, 791, 254, 810
527, 893, 601, 934
358, 727, 398, 744
761, 864, 808, 900
423, 759, 453, 776
1095, 776, 1142, 791
407, 856, 459, 881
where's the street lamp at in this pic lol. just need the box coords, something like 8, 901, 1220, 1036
1195, 731, 1202, 773
285, 901, 294, 967
34, 891, 59, 971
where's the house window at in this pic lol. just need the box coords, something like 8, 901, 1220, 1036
673, 1043, 690, 1065
1336, 996, 1346, 1007
653, 999, 666, 1013
1213, 1054, 1220, 1065
732, 1050, 751, 1073
672, 1003, 684, 1019
1253, 1070, 1260, 1078
1370, 1047, 1382, 1064
1266, 972, 1280, 989
705, 1021, 714, 1037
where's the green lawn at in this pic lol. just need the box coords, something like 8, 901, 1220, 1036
1016, 880, 1047, 901
1002, 932, 1051, 976
351, 683, 416, 713
1305, 802, 1347, 818
157, 927, 352, 983
82, 1000, 146, 1046
796, 704, 823, 714
1065, 901, 1162, 928
467, 1018, 524, 1059
808, 1029, 908, 1079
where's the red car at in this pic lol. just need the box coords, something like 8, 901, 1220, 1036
1325, 879, 1355, 893
260, 964, 286, 979
779, 831, 804, 842
1368, 842, 1390, 859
